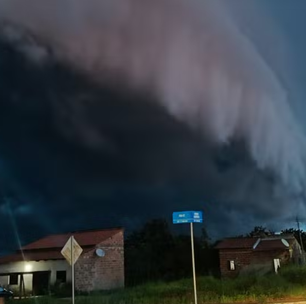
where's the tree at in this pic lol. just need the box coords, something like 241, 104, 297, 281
125, 218, 175, 285
200, 227, 211, 249
281, 228, 306, 251
246, 226, 274, 237
125, 218, 219, 285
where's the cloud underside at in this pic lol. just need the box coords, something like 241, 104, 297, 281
0, 32, 301, 250
0, 0, 305, 250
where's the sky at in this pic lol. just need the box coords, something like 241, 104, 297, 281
0, 1, 306, 254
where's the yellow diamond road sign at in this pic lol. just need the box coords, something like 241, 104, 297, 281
61, 236, 83, 265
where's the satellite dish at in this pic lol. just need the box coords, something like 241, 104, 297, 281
281, 239, 290, 247
95, 248, 105, 257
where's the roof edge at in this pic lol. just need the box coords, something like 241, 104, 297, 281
69, 226, 124, 234
21, 227, 124, 250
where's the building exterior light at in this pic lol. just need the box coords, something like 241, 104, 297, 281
24, 263, 32, 272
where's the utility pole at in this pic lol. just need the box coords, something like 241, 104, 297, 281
296, 216, 305, 264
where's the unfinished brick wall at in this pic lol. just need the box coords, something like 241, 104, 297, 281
252, 250, 286, 264
219, 249, 290, 278
75, 230, 124, 292
219, 249, 252, 278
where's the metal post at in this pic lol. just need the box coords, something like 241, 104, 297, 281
190, 222, 198, 304
71, 236, 75, 304
22, 275, 25, 298
296, 217, 305, 264
19, 274, 23, 299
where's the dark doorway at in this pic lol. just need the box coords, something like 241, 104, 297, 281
56, 271, 66, 283
32, 271, 50, 295
9, 273, 18, 285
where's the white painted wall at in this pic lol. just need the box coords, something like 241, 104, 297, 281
0, 260, 71, 293
0, 275, 8, 286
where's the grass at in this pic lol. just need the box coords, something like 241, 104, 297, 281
7, 265, 306, 304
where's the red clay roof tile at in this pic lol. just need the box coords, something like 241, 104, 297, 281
0, 228, 123, 265
21, 228, 123, 250
254, 238, 291, 251
215, 236, 296, 251
215, 238, 258, 249
0, 250, 63, 265
0, 247, 96, 265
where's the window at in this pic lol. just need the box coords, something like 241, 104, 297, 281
273, 258, 280, 273
56, 271, 66, 283
229, 260, 235, 271
9, 274, 18, 285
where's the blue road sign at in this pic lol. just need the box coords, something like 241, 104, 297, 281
173, 211, 203, 224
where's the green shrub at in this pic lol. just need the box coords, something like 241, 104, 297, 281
49, 281, 72, 298
279, 264, 306, 285
7, 273, 306, 304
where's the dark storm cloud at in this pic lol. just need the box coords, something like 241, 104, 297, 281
0, 32, 215, 250
0, 1, 305, 253
0, 0, 305, 191
0, 30, 281, 250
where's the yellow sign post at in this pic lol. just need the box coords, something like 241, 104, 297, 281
61, 236, 83, 304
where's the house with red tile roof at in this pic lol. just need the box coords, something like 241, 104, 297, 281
215, 235, 302, 278
0, 227, 124, 295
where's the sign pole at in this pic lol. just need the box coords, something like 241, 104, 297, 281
172, 210, 202, 304
61, 235, 82, 304
71, 236, 75, 304
190, 222, 198, 304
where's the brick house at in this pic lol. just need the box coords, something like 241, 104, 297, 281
0, 228, 124, 295
215, 235, 302, 278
